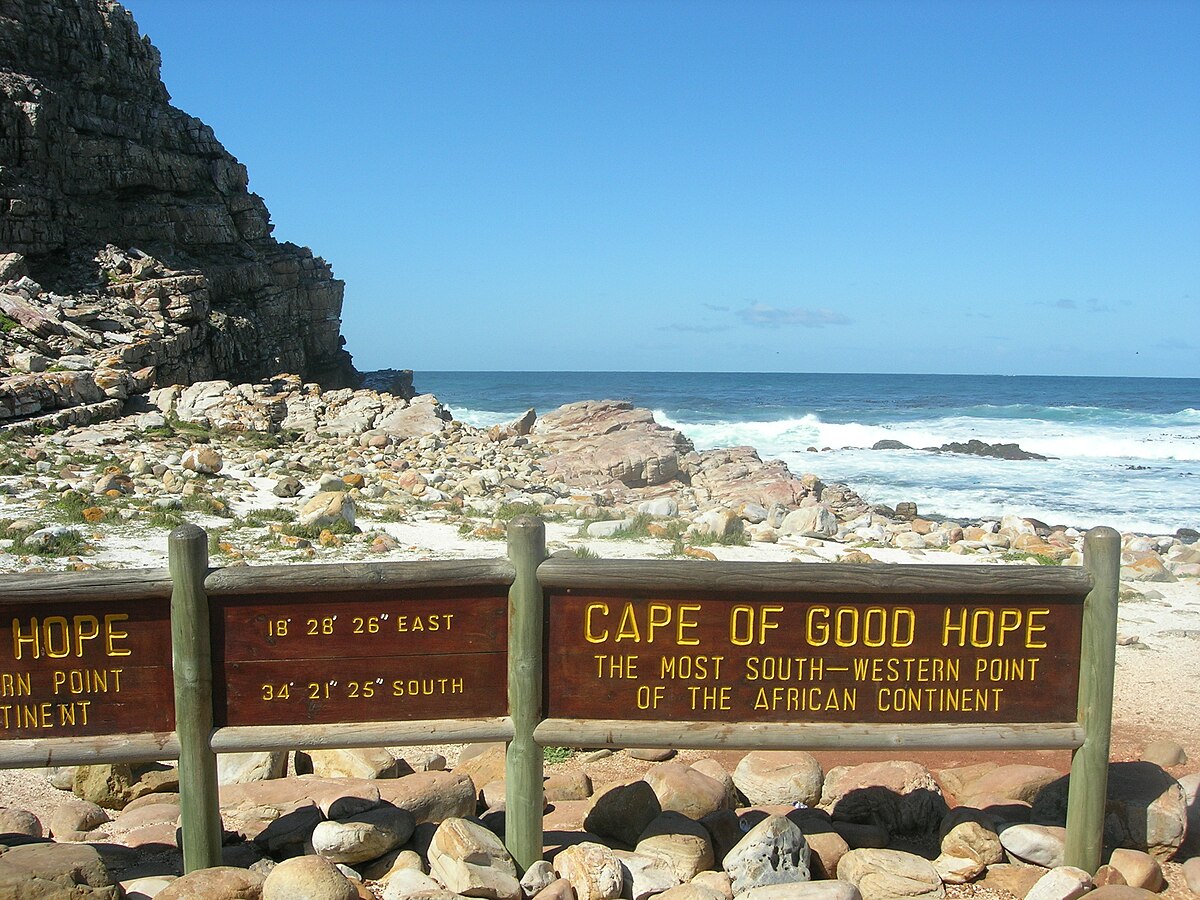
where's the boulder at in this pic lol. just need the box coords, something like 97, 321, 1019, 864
733, 751, 823, 807
779, 506, 838, 538
217, 752, 287, 785
612, 850, 681, 900
636, 811, 715, 882
531, 401, 692, 488
72, 764, 139, 810
50, 798, 110, 841
646, 761, 730, 819
1105, 849, 1164, 891
0, 807, 43, 837
311, 804, 416, 865
999, 824, 1067, 868
151, 866, 265, 899
722, 813, 810, 895
1024, 866, 1092, 900
1032, 762, 1187, 860
836, 848, 944, 900
553, 841, 624, 900
298, 491, 356, 529
299, 748, 404, 780
585, 779, 662, 847
263, 856, 357, 900
375, 770, 477, 823
819, 761, 947, 835
0, 842, 115, 893
427, 817, 520, 900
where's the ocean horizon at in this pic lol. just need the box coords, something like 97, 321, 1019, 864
407, 371, 1200, 536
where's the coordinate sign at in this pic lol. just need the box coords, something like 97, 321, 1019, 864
0, 599, 174, 738
213, 586, 509, 727
545, 591, 1083, 724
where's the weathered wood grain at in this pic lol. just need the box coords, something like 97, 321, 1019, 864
533, 718, 1085, 750
210, 717, 514, 753
537, 558, 1093, 595
204, 558, 514, 595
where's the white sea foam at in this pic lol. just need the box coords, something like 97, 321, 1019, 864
444, 402, 1197, 534
656, 410, 1198, 534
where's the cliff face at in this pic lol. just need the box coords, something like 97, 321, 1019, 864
0, 0, 357, 388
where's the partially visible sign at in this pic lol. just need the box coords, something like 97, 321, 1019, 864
214, 586, 509, 727
0, 600, 174, 738
545, 590, 1083, 724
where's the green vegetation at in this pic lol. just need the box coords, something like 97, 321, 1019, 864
147, 508, 185, 529
11, 528, 87, 557
51, 491, 91, 523
181, 493, 234, 518
276, 518, 356, 540
207, 526, 228, 557
235, 508, 296, 529
0, 313, 19, 333
573, 545, 600, 559
493, 501, 544, 521
543, 746, 576, 765
1002, 551, 1063, 566
366, 505, 407, 522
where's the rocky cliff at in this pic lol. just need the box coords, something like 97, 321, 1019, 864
0, 0, 357, 395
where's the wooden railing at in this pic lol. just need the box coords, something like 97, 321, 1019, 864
0, 519, 1119, 875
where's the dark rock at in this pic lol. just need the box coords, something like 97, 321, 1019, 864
358, 369, 416, 399
894, 502, 918, 520
0, 0, 357, 389
1177, 527, 1199, 544
936, 440, 1050, 461
871, 440, 912, 451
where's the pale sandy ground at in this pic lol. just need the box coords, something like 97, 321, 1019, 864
1, 483, 1197, 892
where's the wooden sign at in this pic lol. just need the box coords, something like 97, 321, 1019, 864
213, 585, 509, 727
545, 588, 1083, 724
0, 598, 174, 738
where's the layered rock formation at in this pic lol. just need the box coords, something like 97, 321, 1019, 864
0, 0, 356, 395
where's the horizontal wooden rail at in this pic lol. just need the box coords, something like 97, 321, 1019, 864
533, 718, 1086, 751
210, 717, 514, 753
0, 568, 173, 603
537, 558, 1093, 596
0, 732, 180, 767
204, 558, 515, 595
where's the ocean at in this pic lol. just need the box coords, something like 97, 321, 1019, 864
413, 372, 1200, 536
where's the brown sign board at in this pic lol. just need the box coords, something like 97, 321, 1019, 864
545, 590, 1084, 724
0, 599, 174, 739
213, 586, 509, 727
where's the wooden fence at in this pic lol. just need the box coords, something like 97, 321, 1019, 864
0, 518, 1120, 875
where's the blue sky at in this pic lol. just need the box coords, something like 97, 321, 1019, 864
125, 0, 1198, 376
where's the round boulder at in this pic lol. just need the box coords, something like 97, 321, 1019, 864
263, 856, 357, 900
733, 751, 824, 807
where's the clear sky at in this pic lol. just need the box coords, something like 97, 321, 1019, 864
124, 0, 1198, 377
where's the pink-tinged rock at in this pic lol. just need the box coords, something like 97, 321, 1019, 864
646, 761, 730, 819
375, 770, 477, 823
734, 751, 824, 808
1105, 849, 1164, 891
151, 865, 266, 900
263, 856, 356, 900
954, 764, 1063, 805
531, 400, 692, 488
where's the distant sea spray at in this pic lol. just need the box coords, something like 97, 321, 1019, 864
421, 372, 1200, 535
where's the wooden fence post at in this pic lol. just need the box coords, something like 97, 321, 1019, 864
169, 524, 223, 872
505, 515, 546, 871
1064, 526, 1121, 872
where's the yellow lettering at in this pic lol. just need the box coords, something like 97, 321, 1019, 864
584, 602, 609, 643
